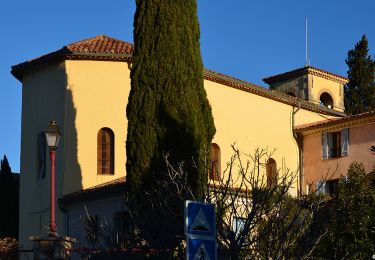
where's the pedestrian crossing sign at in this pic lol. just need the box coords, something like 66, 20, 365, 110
187, 236, 216, 260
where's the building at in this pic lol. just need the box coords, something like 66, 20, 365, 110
11, 35, 352, 254
295, 111, 375, 195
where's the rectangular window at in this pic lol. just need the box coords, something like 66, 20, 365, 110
329, 132, 341, 158
322, 129, 349, 160
316, 179, 339, 197
232, 217, 246, 238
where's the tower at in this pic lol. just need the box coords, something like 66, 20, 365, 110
263, 66, 348, 112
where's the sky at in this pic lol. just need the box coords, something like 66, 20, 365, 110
0, 0, 374, 173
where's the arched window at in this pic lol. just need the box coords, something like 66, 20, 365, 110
320, 92, 333, 109
266, 158, 277, 188
210, 143, 221, 181
97, 128, 114, 174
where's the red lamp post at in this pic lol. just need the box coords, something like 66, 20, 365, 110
45, 121, 61, 236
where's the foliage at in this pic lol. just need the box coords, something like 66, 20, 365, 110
83, 147, 331, 259
345, 35, 375, 114
124, 154, 195, 258
81, 154, 193, 259
125, 0, 215, 253
320, 162, 375, 259
126, 0, 215, 197
205, 146, 327, 260
0, 155, 19, 239
0, 237, 18, 260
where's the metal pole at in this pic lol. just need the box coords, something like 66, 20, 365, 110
50, 150, 57, 235
305, 17, 308, 67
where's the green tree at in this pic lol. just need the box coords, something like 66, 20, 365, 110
126, 0, 215, 203
322, 162, 375, 259
345, 35, 375, 114
125, 0, 215, 253
0, 155, 19, 239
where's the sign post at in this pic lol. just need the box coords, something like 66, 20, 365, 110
185, 200, 216, 260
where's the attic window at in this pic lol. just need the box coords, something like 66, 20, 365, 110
320, 92, 333, 109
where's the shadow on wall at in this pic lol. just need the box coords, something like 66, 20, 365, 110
18, 64, 83, 259
61, 86, 82, 197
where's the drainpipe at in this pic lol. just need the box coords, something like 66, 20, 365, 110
292, 102, 304, 197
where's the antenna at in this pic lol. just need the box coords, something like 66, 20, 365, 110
305, 17, 309, 67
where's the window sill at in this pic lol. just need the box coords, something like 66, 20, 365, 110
322, 155, 349, 161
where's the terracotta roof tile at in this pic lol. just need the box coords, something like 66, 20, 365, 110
11, 35, 346, 117
263, 66, 348, 85
65, 34, 133, 55
295, 110, 375, 133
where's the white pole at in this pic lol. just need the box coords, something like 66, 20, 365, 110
305, 17, 308, 67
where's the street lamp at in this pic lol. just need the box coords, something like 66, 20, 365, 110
45, 121, 61, 235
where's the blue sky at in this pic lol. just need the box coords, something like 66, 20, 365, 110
0, 0, 374, 173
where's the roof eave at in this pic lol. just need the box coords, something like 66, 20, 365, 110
204, 69, 346, 117
295, 112, 375, 136
263, 66, 349, 85
11, 49, 132, 82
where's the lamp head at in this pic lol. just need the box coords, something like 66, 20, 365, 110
45, 121, 61, 151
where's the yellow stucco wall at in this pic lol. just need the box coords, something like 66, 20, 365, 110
64, 60, 130, 195
64, 61, 339, 195
308, 75, 344, 112
204, 80, 337, 193
18, 60, 131, 250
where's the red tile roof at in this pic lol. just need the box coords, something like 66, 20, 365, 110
65, 35, 133, 55
204, 69, 345, 117
11, 35, 133, 81
295, 110, 375, 134
11, 35, 346, 117
263, 66, 348, 85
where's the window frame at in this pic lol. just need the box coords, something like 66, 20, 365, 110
266, 158, 278, 188
97, 128, 115, 175
209, 143, 221, 181
321, 129, 349, 160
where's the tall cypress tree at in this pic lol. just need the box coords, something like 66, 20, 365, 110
126, 1, 215, 197
0, 155, 19, 239
0, 155, 12, 175
125, 0, 215, 252
345, 35, 375, 114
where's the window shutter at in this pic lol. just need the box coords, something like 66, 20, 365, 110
341, 128, 349, 156
38, 132, 46, 179
321, 133, 328, 160
317, 180, 328, 195
316, 180, 322, 195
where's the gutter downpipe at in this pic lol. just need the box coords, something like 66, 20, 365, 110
292, 102, 304, 197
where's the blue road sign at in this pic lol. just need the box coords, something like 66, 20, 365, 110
187, 237, 216, 260
185, 200, 216, 238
